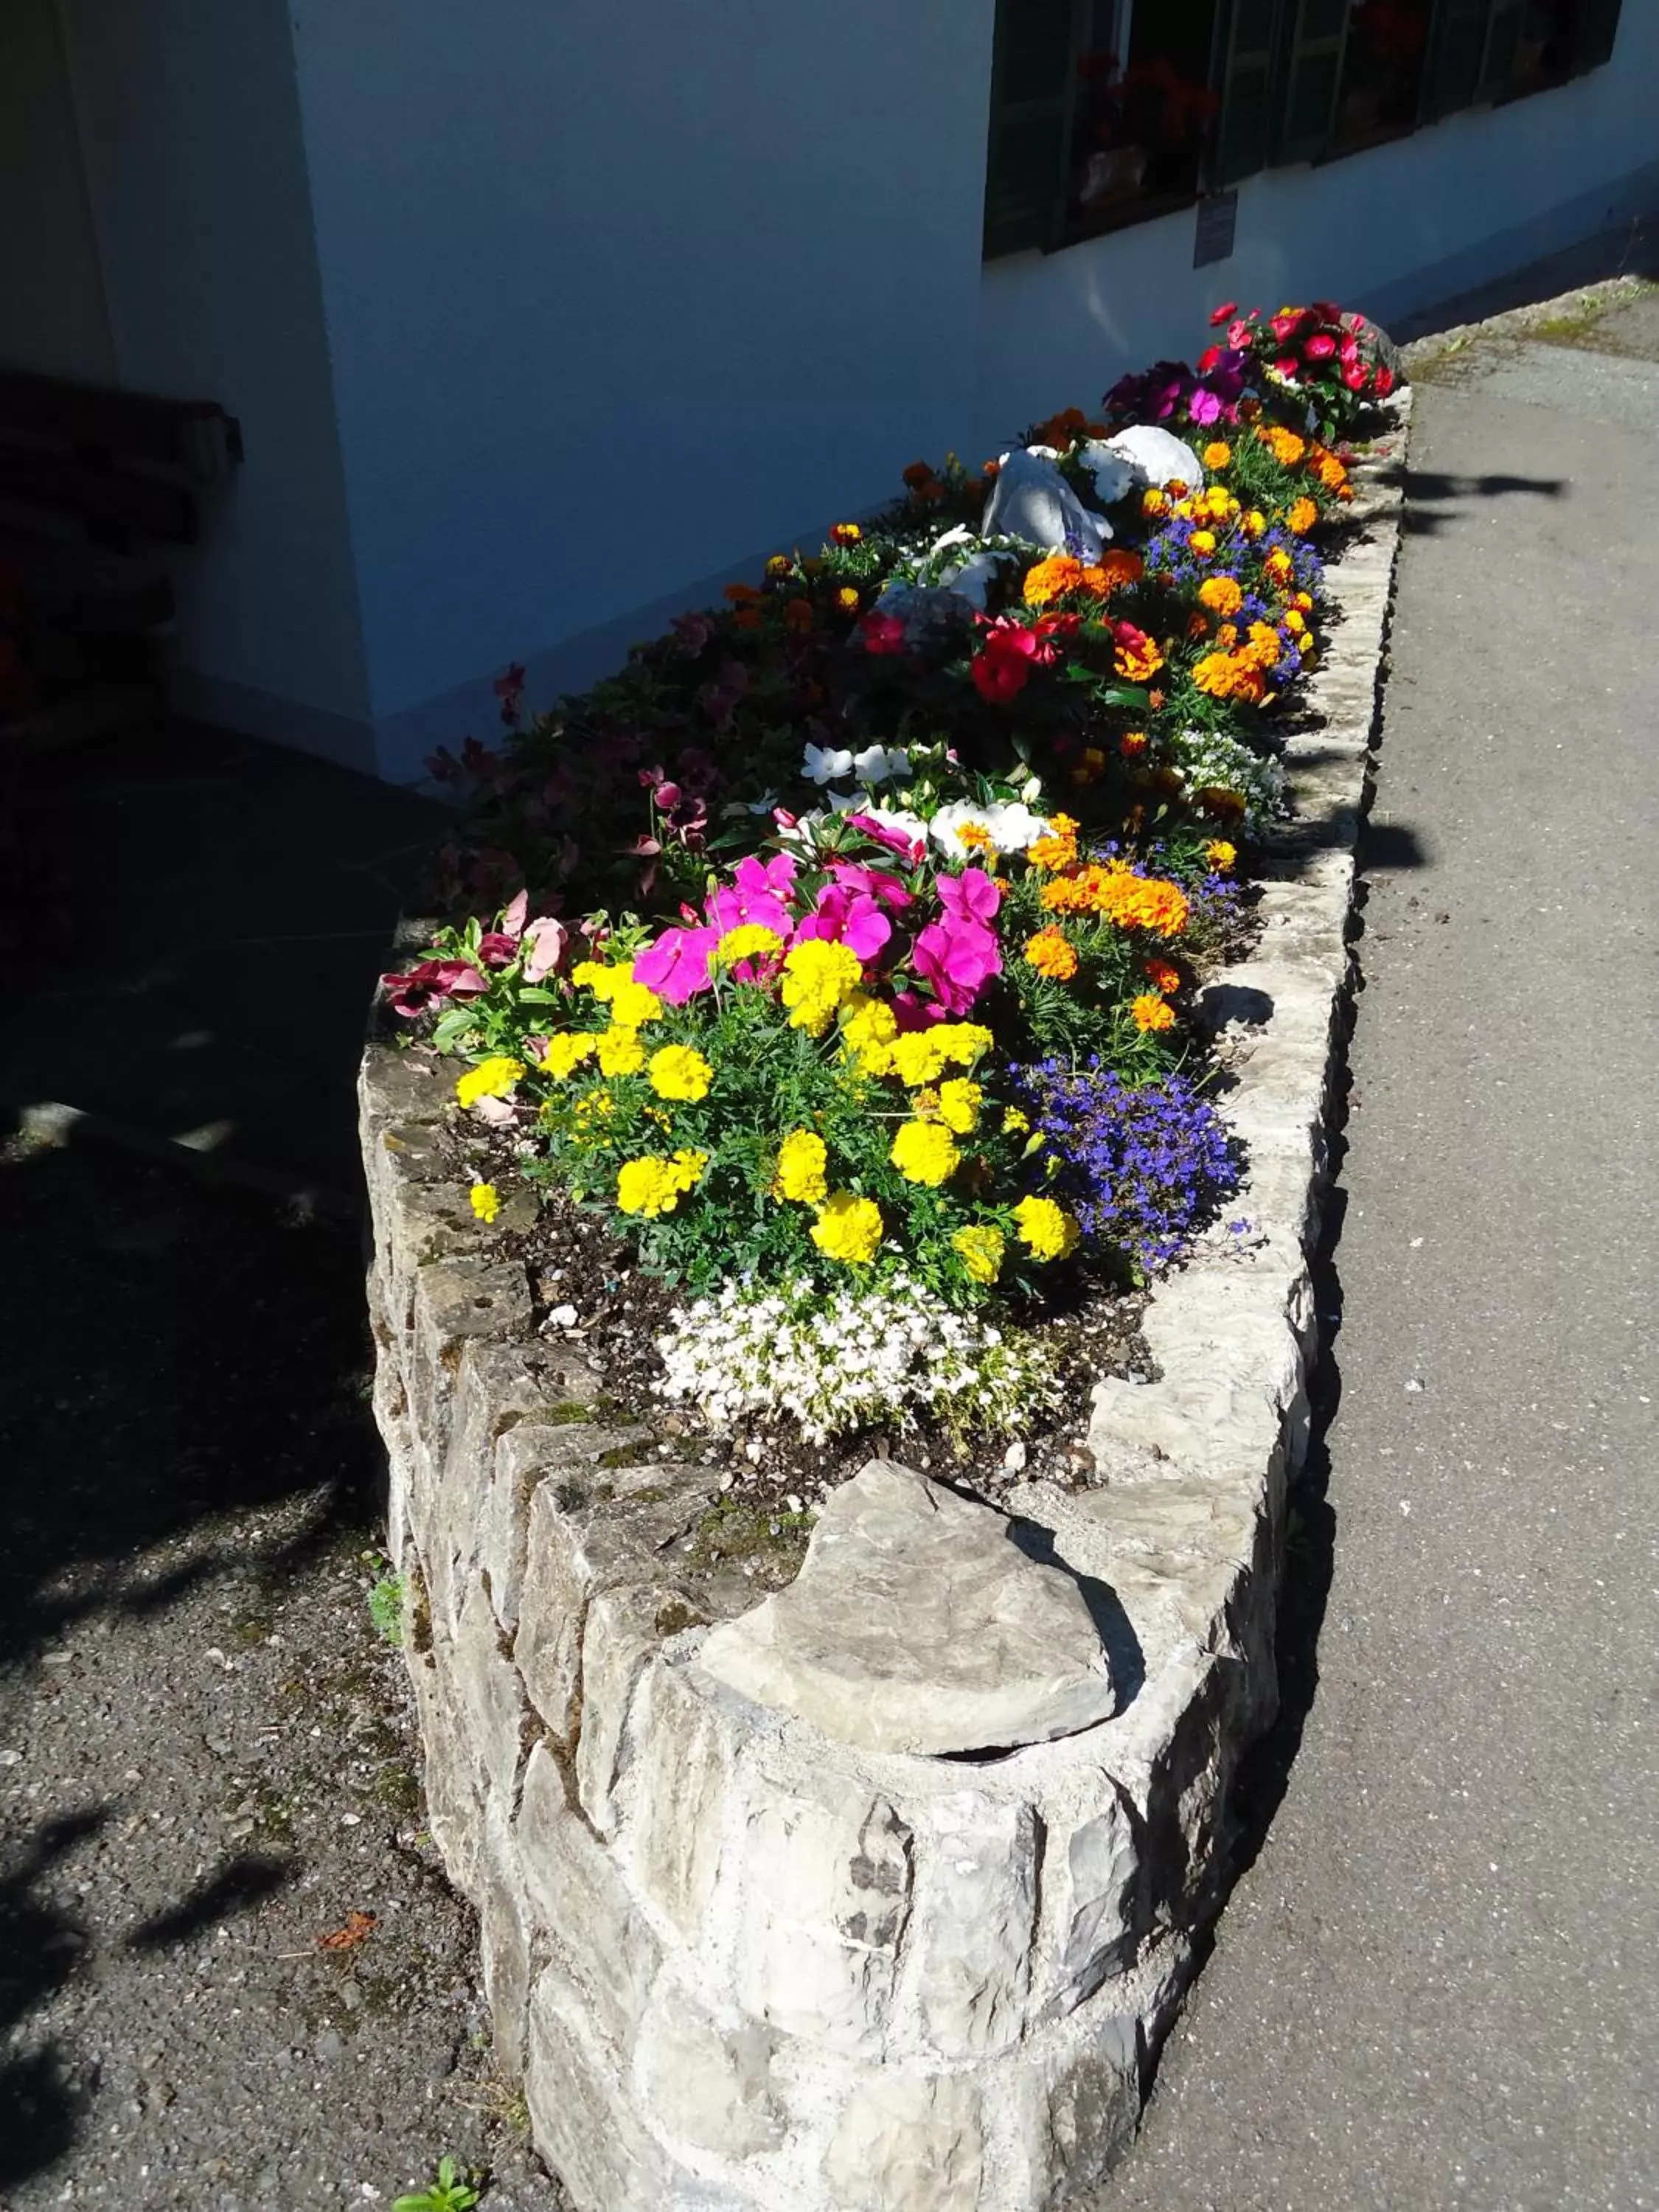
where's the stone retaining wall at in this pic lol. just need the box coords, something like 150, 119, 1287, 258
359, 396, 1408, 2212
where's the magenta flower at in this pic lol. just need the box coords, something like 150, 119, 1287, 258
857, 611, 908, 655
633, 924, 722, 1004
937, 868, 1001, 928
846, 813, 925, 866
793, 884, 891, 963
912, 917, 1001, 1015
1304, 333, 1337, 361
827, 860, 913, 912
379, 959, 487, 1019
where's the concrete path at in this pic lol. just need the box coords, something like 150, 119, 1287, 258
1099, 292, 1659, 2204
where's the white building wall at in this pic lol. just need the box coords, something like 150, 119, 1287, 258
975, 13, 1659, 449
286, 0, 1000, 778
59, 0, 372, 765
0, 0, 116, 384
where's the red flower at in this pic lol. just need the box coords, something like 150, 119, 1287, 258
969, 614, 1066, 704
1304, 333, 1337, 360
1273, 354, 1300, 381
1269, 311, 1303, 343
1374, 364, 1395, 397
379, 959, 488, 1018
1208, 300, 1238, 326
857, 611, 908, 655
1341, 364, 1368, 392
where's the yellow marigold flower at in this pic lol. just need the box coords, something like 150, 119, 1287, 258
1198, 574, 1244, 617
1132, 992, 1177, 1033
1024, 926, 1079, 981
1241, 508, 1267, 540
1013, 1194, 1080, 1262
1141, 487, 1168, 518
936, 1079, 983, 1135
1293, 589, 1314, 612
615, 1150, 707, 1218
781, 939, 863, 1036
891, 1119, 960, 1186
1284, 608, 1306, 634
1022, 554, 1088, 608
597, 1026, 645, 1077
715, 924, 785, 967
469, 1182, 500, 1223
1263, 546, 1294, 585
765, 554, 792, 577
1193, 650, 1243, 700
1121, 729, 1149, 758
1069, 745, 1108, 787
647, 1044, 713, 1102
935, 1022, 995, 1066
1144, 959, 1182, 994
571, 959, 617, 998
541, 1032, 598, 1079
1002, 1107, 1030, 1135
1203, 440, 1233, 470
455, 1056, 524, 1110
609, 975, 664, 1027
830, 521, 863, 545
953, 1224, 1005, 1286
839, 991, 900, 1074
1205, 838, 1238, 873
810, 1192, 883, 1265
571, 1087, 615, 1137
1026, 814, 1079, 872
835, 585, 861, 613
773, 1130, 829, 1204
887, 1030, 947, 1088
1189, 529, 1217, 557
1286, 496, 1318, 536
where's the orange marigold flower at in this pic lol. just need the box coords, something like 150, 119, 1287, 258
982, 456, 1001, 479
783, 597, 815, 633
1198, 574, 1244, 617
917, 477, 947, 504
957, 821, 996, 856
1068, 745, 1108, 787
1204, 839, 1238, 873
902, 460, 934, 488
1203, 440, 1233, 470
1166, 478, 1192, 500
1026, 815, 1079, 872
1023, 554, 1088, 608
723, 581, 763, 605
732, 607, 763, 631
1144, 959, 1182, 994
1024, 926, 1079, 981
1120, 728, 1149, 757
1263, 546, 1294, 585
1096, 547, 1145, 591
1286, 496, 1318, 536
1132, 992, 1177, 1033
1246, 619, 1282, 668
1262, 425, 1307, 466
1187, 611, 1211, 639
1113, 630, 1165, 684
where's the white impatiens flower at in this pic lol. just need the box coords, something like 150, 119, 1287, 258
929, 798, 1051, 860
851, 742, 912, 786
802, 742, 855, 786
1077, 439, 1141, 505
925, 525, 1025, 611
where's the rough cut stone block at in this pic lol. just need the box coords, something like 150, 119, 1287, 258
516, 1743, 663, 2056
733, 1776, 913, 2055
576, 1581, 700, 1837
454, 1574, 532, 1805
478, 1806, 535, 2079
698, 1461, 1119, 1755
822, 2070, 983, 2212
906, 1790, 1037, 2060
1001, 2015, 1141, 2209
635, 1980, 782, 2161
408, 1629, 486, 1903
626, 1660, 739, 1941
1043, 1790, 1143, 2017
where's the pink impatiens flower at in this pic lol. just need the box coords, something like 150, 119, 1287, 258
633, 924, 722, 1004
793, 883, 891, 963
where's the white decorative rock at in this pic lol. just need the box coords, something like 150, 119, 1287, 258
981, 447, 1112, 556
1097, 422, 1206, 492
697, 1461, 1121, 1755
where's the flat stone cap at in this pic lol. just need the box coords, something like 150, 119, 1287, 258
696, 1460, 1120, 1756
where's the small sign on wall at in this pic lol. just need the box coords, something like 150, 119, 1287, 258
1194, 191, 1238, 268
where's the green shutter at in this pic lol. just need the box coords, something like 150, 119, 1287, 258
983, 0, 1082, 259
1571, 0, 1623, 72
1214, 0, 1285, 184
1276, 0, 1352, 161
1422, 0, 1495, 117
1477, 0, 1527, 94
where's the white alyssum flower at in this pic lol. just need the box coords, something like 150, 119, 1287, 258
654, 1271, 1060, 1447
929, 798, 1051, 861
1166, 726, 1285, 828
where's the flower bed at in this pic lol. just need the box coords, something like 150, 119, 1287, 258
362, 305, 1407, 2212
382, 300, 1396, 1475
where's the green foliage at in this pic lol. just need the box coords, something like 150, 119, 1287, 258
392, 2157, 480, 2212
364, 1556, 405, 1646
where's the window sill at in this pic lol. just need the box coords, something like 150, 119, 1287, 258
1045, 187, 1200, 254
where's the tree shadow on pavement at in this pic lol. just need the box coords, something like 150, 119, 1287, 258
0, 1809, 109, 2193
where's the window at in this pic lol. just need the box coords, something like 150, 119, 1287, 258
982, 0, 1625, 257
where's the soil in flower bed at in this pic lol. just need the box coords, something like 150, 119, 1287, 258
439, 1113, 1152, 1515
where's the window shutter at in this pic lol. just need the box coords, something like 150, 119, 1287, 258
983, 0, 1083, 260
1571, 0, 1624, 72
1422, 0, 1494, 117
1276, 0, 1352, 161
1214, 0, 1286, 185
1477, 0, 1527, 94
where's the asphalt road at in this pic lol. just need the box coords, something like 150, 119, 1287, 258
1100, 302, 1659, 2209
